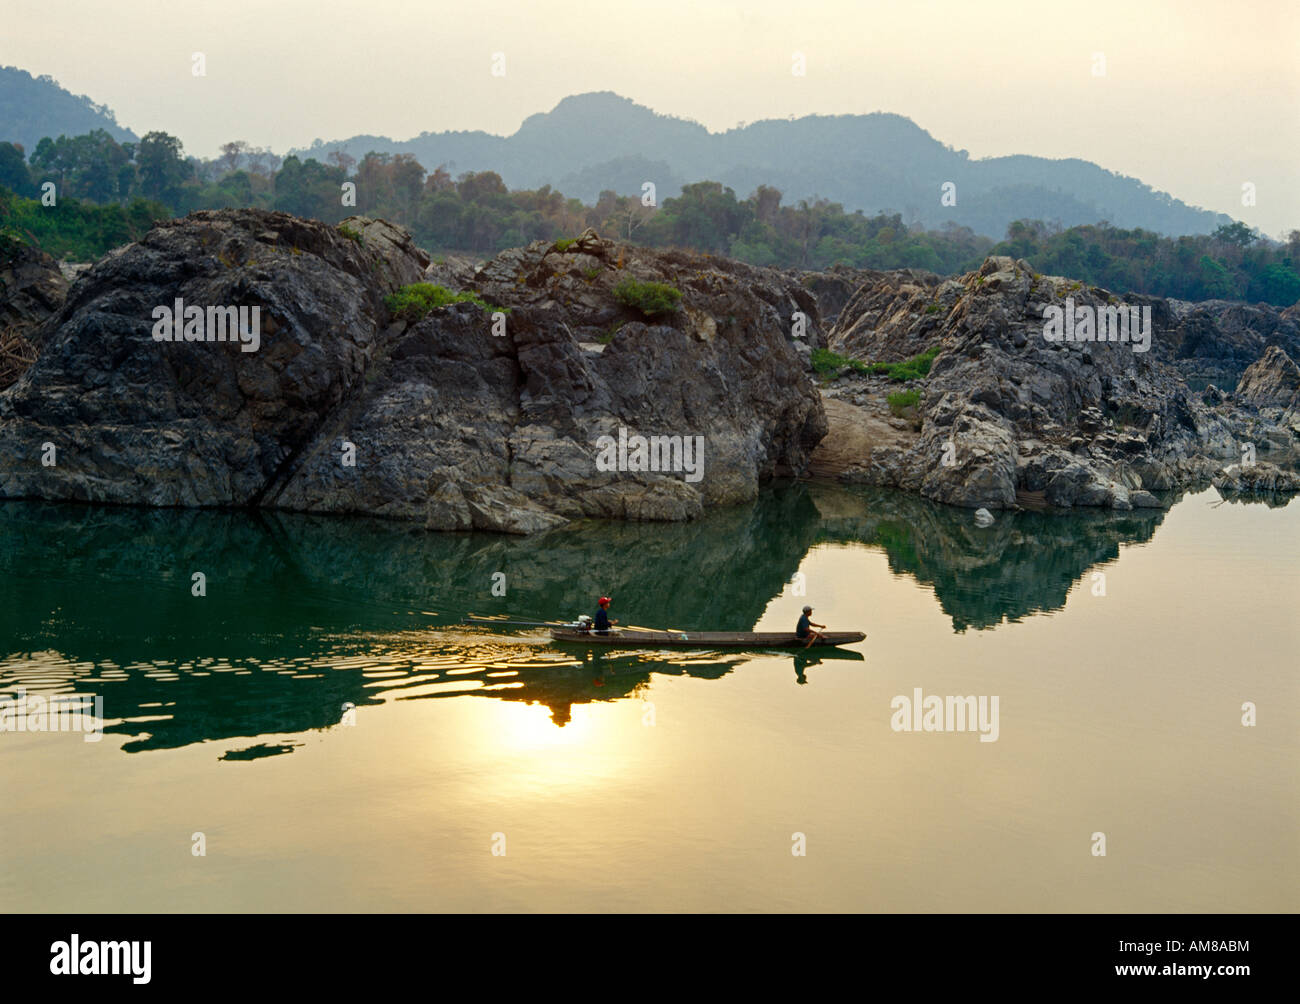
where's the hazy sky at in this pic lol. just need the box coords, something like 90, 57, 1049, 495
5, 0, 1297, 234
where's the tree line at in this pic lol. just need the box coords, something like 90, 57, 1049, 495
1, 129, 1297, 306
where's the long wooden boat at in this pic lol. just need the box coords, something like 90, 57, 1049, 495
549, 628, 865, 649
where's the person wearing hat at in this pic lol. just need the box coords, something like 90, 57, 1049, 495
594, 596, 618, 636
796, 605, 825, 648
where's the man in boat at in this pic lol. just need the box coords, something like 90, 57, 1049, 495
796, 605, 826, 648
594, 596, 618, 636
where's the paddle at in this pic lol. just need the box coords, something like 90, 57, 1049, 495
465, 614, 566, 628
625, 623, 691, 641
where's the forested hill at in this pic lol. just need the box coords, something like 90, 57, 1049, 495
0, 65, 137, 154
0, 72, 1235, 241
293, 91, 1231, 240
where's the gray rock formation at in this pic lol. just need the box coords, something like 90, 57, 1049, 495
830, 268, 956, 361
823, 256, 1299, 509
1159, 298, 1300, 388
0, 211, 826, 532
1212, 462, 1300, 494
0, 237, 67, 333
0, 236, 68, 390
797, 266, 887, 329
1237, 344, 1300, 411
5, 216, 1294, 530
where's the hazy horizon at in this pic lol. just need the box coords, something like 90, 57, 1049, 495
3, 0, 1297, 235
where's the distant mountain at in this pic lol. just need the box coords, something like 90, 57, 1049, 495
294, 91, 1230, 239
0, 65, 137, 154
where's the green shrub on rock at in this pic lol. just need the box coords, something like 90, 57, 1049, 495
887, 388, 920, 415
384, 282, 491, 320
613, 278, 682, 317
883, 344, 941, 382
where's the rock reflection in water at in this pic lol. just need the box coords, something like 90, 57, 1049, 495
0, 483, 1174, 751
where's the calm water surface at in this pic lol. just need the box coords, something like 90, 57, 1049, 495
2, 484, 1297, 911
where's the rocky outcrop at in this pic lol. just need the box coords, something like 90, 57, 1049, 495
0, 236, 67, 332
0, 235, 68, 389
819, 256, 1300, 509
1, 211, 420, 508
829, 268, 953, 361
798, 266, 881, 328
1212, 462, 1300, 494
1233, 345, 1300, 445
1236, 345, 1300, 411
422, 252, 480, 291
6, 216, 1293, 529
0, 211, 826, 532
274, 227, 827, 530
1159, 299, 1300, 387
57, 261, 94, 284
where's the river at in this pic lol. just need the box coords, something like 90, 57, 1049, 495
1, 483, 1296, 911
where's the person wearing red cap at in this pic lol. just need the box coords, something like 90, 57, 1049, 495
594, 596, 618, 636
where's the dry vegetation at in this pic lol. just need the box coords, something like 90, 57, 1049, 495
0, 325, 37, 389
